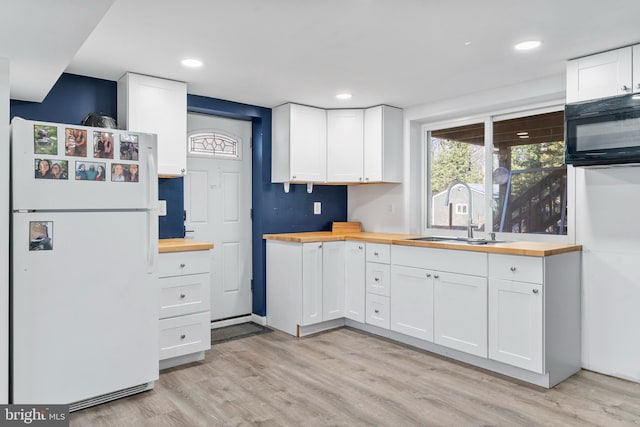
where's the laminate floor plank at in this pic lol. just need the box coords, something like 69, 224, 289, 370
71, 327, 640, 427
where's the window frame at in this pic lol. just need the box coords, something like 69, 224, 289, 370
421, 104, 575, 243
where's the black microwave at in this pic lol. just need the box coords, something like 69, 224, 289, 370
565, 94, 640, 166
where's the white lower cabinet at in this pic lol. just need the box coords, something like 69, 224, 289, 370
390, 265, 434, 342
344, 241, 365, 322
489, 278, 543, 373
433, 271, 487, 357
365, 293, 390, 329
266, 240, 345, 336
158, 249, 212, 369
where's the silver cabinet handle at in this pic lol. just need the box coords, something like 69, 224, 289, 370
179, 293, 186, 299
374, 277, 380, 282
318, 244, 323, 249
292, 175, 297, 179
622, 85, 631, 91
510, 266, 516, 272
181, 168, 186, 174
426, 273, 432, 278
365, 177, 370, 181
374, 252, 379, 256
180, 334, 186, 339
359, 177, 363, 181
358, 245, 363, 250
637, 83, 640, 90
533, 289, 539, 294
434, 274, 439, 279
180, 263, 186, 268
374, 309, 380, 314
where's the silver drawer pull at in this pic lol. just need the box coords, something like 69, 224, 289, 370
180, 263, 186, 268
426, 273, 431, 278
180, 334, 186, 339
510, 266, 516, 272
434, 274, 439, 279
532, 289, 539, 294
374, 252, 379, 256
179, 293, 186, 299
374, 309, 380, 314
358, 245, 363, 250
374, 277, 380, 282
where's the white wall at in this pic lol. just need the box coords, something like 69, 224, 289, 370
348, 74, 565, 234
576, 166, 640, 382
0, 57, 9, 403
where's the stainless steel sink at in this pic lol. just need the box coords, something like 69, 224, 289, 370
407, 236, 508, 245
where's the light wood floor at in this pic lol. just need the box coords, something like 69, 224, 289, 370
71, 327, 640, 426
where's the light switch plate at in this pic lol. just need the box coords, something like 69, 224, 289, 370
158, 200, 167, 216
313, 202, 321, 215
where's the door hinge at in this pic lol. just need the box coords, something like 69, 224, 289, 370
250, 136, 253, 149
250, 279, 254, 291
250, 208, 253, 220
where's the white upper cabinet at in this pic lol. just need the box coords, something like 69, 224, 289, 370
118, 73, 187, 176
364, 105, 403, 183
272, 103, 327, 183
633, 45, 640, 93
327, 109, 364, 183
566, 46, 633, 103
272, 103, 402, 185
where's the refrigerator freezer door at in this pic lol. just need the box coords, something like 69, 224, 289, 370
11, 118, 158, 211
12, 211, 159, 404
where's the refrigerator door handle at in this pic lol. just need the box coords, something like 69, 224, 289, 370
147, 148, 157, 209
147, 210, 156, 274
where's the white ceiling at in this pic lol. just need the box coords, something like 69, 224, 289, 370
6, 0, 640, 108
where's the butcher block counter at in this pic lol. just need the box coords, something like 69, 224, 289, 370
262, 231, 581, 257
158, 238, 214, 253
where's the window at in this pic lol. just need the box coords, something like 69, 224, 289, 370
188, 132, 241, 159
428, 123, 485, 231
492, 111, 566, 235
425, 109, 567, 236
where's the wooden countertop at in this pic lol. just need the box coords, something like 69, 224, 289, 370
159, 238, 214, 253
263, 232, 581, 257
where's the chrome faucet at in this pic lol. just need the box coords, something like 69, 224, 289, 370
444, 180, 475, 239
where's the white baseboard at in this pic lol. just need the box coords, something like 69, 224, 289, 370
251, 313, 267, 326
210, 315, 253, 329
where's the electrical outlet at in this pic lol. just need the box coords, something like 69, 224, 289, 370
314, 202, 322, 215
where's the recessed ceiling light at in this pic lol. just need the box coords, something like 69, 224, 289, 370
464, 41, 472, 46
336, 93, 352, 100
514, 40, 541, 51
181, 58, 203, 68
516, 131, 528, 136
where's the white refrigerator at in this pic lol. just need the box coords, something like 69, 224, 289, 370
10, 118, 159, 410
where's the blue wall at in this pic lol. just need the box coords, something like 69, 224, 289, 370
158, 177, 185, 239
10, 73, 348, 316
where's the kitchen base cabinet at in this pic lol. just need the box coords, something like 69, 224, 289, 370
365, 293, 390, 329
434, 271, 487, 357
158, 249, 211, 370
489, 279, 543, 373
390, 265, 434, 342
266, 240, 345, 337
344, 241, 365, 322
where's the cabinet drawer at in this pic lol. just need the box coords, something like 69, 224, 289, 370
159, 273, 210, 319
366, 243, 390, 264
366, 262, 390, 296
392, 245, 487, 277
366, 293, 390, 329
158, 250, 210, 278
159, 312, 211, 360
489, 254, 543, 284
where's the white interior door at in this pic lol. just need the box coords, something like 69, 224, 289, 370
185, 113, 252, 321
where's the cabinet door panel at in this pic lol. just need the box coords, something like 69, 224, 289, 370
634, 45, 640, 93
322, 241, 345, 321
489, 279, 543, 373
302, 243, 323, 325
566, 47, 632, 103
390, 265, 434, 342
290, 104, 326, 182
366, 293, 390, 329
434, 271, 487, 357
345, 241, 366, 322
327, 110, 364, 182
